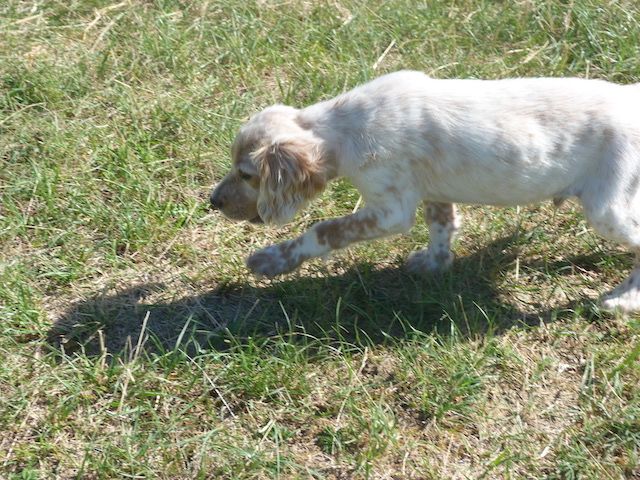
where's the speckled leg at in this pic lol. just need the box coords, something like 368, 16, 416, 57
407, 202, 460, 274
247, 205, 416, 277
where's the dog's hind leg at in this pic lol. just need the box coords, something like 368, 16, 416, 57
580, 160, 640, 312
587, 201, 640, 312
601, 252, 640, 312
406, 202, 460, 274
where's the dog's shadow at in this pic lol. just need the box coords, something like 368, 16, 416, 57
48, 235, 607, 357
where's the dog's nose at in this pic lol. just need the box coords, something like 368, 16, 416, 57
210, 193, 224, 210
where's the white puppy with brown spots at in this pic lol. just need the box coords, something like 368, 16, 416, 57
210, 70, 640, 312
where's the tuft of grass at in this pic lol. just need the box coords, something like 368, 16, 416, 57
1, 0, 640, 478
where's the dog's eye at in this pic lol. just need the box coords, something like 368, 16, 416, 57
238, 171, 253, 181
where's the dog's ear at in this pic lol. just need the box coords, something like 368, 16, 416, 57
253, 138, 326, 225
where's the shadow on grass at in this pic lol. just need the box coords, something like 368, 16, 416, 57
48, 235, 604, 357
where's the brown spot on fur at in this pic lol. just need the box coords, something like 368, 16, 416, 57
385, 185, 401, 196
409, 157, 422, 170
422, 130, 443, 160
425, 202, 455, 226
315, 212, 380, 250
603, 127, 615, 142
535, 110, 553, 125
627, 174, 640, 196
330, 95, 349, 112
295, 116, 313, 130
279, 237, 305, 261
551, 139, 565, 158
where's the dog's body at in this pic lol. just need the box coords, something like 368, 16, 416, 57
211, 71, 640, 312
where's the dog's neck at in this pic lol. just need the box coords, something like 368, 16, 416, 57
297, 99, 353, 182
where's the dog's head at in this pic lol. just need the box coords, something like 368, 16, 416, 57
210, 105, 327, 226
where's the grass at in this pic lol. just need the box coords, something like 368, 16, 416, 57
1, 0, 640, 478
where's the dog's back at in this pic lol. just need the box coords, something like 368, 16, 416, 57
313, 71, 640, 207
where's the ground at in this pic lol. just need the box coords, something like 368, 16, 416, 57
1, 1, 639, 478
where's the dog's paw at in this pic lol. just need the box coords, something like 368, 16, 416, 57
246, 242, 300, 278
600, 272, 640, 313
601, 294, 640, 314
601, 287, 640, 313
406, 248, 454, 275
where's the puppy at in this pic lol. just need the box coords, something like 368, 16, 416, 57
210, 71, 640, 312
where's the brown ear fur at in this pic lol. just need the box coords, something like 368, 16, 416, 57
254, 138, 326, 224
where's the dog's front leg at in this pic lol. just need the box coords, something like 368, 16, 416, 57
407, 202, 460, 274
247, 206, 415, 277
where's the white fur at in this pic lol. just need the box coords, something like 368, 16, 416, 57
231, 71, 640, 312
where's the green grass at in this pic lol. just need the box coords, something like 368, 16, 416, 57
1, 0, 640, 478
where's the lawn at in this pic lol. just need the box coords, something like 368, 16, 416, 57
1, 0, 639, 478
